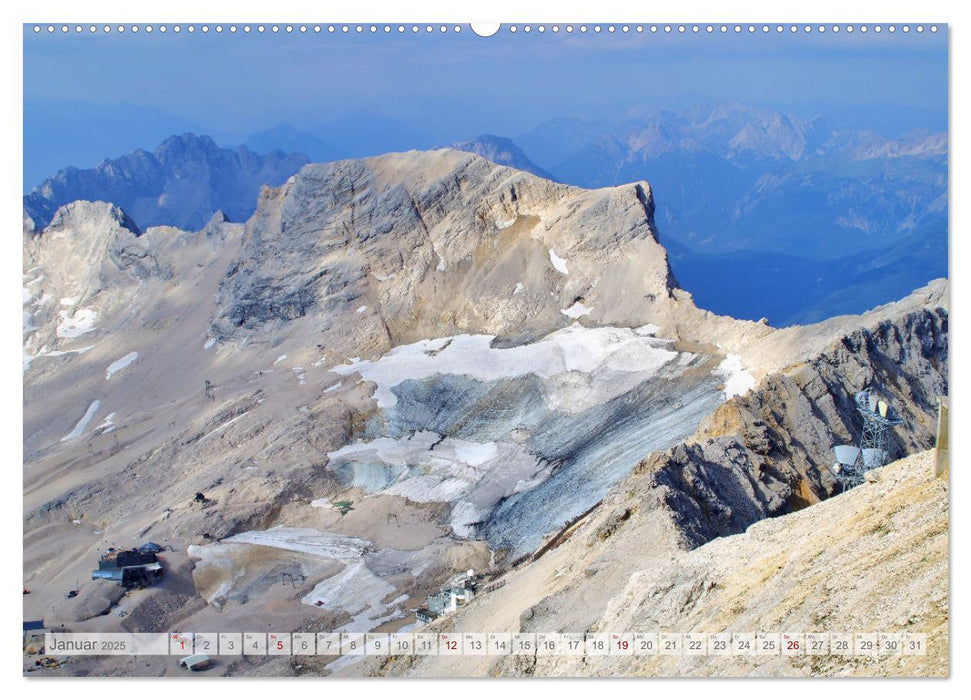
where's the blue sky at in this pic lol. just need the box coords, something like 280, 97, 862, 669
22, 24, 948, 185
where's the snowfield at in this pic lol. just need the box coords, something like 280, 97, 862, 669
332, 325, 682, 411
223, 527, 371, 560
561, 301, 593, 319
322, 431, 546, 537
189, 528, 401, 631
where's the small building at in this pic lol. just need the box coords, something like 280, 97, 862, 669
415, 608, 438, 625
179, 654, 212, 671
418, 569, 478, 624
92, 549, 163, 588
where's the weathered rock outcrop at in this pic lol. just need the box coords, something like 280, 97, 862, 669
211, 149, 683, 356
544, 451, 948, 678
635, 299, 947, 548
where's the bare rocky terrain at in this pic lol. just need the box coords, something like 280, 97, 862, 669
22, 148, 948, 677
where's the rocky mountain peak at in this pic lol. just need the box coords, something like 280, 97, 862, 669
153, 132, 222, 163
21, 139, 947, 677
211, 149, 676, 353
45, 200, 142, 237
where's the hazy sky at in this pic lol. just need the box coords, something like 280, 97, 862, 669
24, 24, 947, 137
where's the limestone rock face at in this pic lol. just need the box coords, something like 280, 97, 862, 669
642, 301, 948, 548
211, 149, 678, 356
544, 451, 949, 678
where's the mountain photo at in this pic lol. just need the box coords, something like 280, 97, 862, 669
20, 20, 949, 681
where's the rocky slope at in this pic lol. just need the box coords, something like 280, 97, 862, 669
520, 450, 946, 678
22, 148, 947, 678
582, 450, 946, 677
23, 133, 308, 232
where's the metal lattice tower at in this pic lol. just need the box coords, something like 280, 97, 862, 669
854, 390, 903, 468
828, 390, 904, 492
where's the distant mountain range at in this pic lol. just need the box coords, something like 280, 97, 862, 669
23, 100, 205, 193
518, 104, 946, 259
24, 133, 308, 232
22, 103, 947, 326
243, 123, 345, 164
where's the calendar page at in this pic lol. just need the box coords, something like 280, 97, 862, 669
20, 4, 949, 683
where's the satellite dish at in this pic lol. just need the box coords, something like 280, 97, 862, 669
834, 445, 860, 466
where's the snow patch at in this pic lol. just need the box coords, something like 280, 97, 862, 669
513, 283, 524, 296
549, 249, 569, 274
204, 338, 216, 350
61, 400, 101, 441
105, 352, 138, 380
273, 354, 288, 365
24, 344, 95, 373
56, 308, 98, 339
453, 440, 499, 467
60, 296, 78, 307
202, 528, 392, 629
323, 382, 342, 393
561, 301, 593, 319
716, 354, 756, 399
198, 412, 250, 443
95, 412, 117, 434
324, 432, 546, 538
224, 527, 370, 560
356, 305, 368, 314
634, 324, 660, 337
188, 528, 395, 628
302, 559, 397, 632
